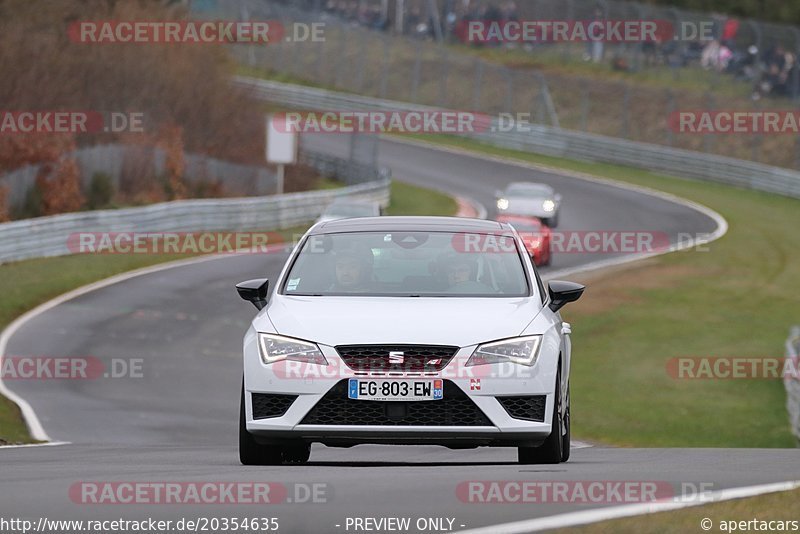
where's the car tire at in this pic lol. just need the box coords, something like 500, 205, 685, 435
239, 382, 283, 466
518, 370, 564, 464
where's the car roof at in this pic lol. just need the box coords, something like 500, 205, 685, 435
310, 216, 509, 235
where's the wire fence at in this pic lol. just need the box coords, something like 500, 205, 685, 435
201, 0, 800, 169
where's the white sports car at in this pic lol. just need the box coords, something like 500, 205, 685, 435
495, 182, 562, 227
236, 216, 584, 465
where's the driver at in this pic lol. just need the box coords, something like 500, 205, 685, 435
330, 244, 375, 292
444, 257, 473, 287
440, 253, 492, 293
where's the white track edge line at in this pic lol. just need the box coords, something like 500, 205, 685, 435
0, 441, 71, 450
457, 480, 800, 534
0, 246, 288, 444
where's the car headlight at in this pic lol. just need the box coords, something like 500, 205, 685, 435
497, 198, 509, 210
542, 199, 556, 212
257, 333, 328, 366
466, 335, 542, 367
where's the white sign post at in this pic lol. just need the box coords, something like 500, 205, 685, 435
266, 114, 298, 195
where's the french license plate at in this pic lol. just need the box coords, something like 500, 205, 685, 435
348, 378, 444, 401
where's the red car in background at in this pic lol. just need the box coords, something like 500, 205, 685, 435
496, 214, 552, 267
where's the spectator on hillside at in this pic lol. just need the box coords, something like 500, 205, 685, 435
701, 39, 733, 71
583, 6, 605, 63
721, 18, 739, 43
753, 45, 796, 99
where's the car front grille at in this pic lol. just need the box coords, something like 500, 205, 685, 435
335, 344, 458, 372
497, 395, 547, 422
251, 393, 297, 420
299, 380, 492, 426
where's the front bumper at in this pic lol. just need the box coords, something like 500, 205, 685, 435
243, 342, 557, 447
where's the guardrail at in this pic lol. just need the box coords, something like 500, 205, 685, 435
0, 151, 390, 264
237, 76, 800, 200
786, 326, 800, 446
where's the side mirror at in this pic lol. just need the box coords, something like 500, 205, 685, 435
548, 280, 585, 312
236, 279, 269, 310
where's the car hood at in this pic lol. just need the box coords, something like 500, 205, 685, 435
262, 295, 541, 347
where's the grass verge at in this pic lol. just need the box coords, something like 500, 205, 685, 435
401, 133, 800, 447
557, 487, 800, 533
0, 179, 456, 444
385, 180, 458, 216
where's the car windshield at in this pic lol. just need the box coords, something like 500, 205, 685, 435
506, 184, 552, 196
283, 231, 530, 297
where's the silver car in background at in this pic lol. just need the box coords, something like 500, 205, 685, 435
236, 217, 585, 466
496, 182, 562, 227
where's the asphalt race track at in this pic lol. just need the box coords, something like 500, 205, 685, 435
2, 137, 796, 533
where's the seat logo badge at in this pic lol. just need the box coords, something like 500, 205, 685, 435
427, 358, 442, 366
470, 378, 481, 391
389, 351, 405, 364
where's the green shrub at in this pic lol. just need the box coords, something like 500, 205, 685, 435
87, 172, 114, 209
